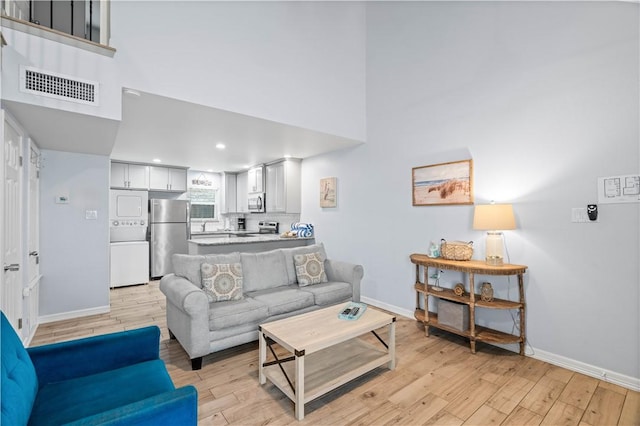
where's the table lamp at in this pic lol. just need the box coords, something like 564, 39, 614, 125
473, 203, 516, 266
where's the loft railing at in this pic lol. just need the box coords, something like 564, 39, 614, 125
1, 0, 108, 45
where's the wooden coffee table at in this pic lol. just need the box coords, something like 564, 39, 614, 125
258, 303, 396, 420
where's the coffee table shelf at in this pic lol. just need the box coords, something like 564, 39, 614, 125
262, 338, 389, 404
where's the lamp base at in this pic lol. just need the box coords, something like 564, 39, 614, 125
485, 255, 504, 266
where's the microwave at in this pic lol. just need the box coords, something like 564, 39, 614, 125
248, 193, 265, 213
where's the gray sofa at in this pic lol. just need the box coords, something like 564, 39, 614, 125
159, 243, 363, 369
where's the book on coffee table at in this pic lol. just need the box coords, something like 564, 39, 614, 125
338, 302, 367, 320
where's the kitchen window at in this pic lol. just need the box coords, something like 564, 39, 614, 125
189, 188, 217, 220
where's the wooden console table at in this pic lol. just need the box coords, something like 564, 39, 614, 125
410, 254, 528, 355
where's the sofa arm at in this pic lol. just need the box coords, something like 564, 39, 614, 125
159, 274, 210, 361
325, 259, 364, 302
28, 326, 160, 385
159, 274, 209, 316
66, 385, 198, 426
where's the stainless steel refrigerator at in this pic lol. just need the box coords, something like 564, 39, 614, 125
149, 199, 190, 278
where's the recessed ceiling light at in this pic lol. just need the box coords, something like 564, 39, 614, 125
206, 169, 214, 173
284, 154, 291, 159
152, 158, 162, 163
242, 164, 250, 169
216, 143, 226, 150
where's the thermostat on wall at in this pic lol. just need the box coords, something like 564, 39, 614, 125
55, 195, 69, 204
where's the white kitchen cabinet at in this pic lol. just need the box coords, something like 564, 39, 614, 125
110, 162, 149, 189
265, 159, 301, 213
149, 166, 187, 192
236, 171, 248, 213
247, 165, 264, 193
220, 172, 237, 213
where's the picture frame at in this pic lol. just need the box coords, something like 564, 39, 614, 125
320, 177, 337, 208
412, 159, 473, 206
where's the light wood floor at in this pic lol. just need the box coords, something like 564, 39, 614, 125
32, 282, 639, 426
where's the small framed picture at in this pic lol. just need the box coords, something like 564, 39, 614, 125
320, 177, 337, 208
412, 160, 473, 206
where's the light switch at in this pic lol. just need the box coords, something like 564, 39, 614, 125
85, 210, 98, 220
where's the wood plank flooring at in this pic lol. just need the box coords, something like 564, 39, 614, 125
31, 282, 639, 425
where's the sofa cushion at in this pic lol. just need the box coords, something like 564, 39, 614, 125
241, 250, 289, 292
246, 286, 315, 316
299, 281, 353, 306
173, 253, 240, 286
208, 298, 269, 330
29, 359, 175, 426
294, 251, 328, 286
1, 313, 38, 426
281, 243, 328, 285
201, 262, 243, 302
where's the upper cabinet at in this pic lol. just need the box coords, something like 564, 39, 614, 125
110, 162, 149, 190
149, 166, 187, 192
247, 165, 264, 193
236, 171, 248, 213
265, 159, 301, 213
220, 173, 237, 214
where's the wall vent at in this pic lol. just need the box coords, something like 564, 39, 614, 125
20, 66, 99, 106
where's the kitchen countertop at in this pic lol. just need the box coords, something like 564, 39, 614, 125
189, 234, 314, 246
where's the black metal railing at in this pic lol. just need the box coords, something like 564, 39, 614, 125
28, 0, 101, 43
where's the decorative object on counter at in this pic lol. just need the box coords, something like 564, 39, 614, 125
412, 159, 473, 206
473, 202, 516, 266
291, 222, 314, 237
427, 241, 440, 258
453, 283, 465, 297
320, 177, 337, 208
281, 230, 298, 238
440, 239, 473, 261
480, 282, 494, 302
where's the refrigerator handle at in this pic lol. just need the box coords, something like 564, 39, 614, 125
186, 203, 191, 239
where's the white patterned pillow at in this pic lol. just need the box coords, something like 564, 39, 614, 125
293, 252, 327, 286
200, 262, 244, 302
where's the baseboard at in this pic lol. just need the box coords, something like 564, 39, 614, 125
530, 347, 640, 392
361, 296, 640, 392
38, 305, 110, 324
361, 296, 414, 319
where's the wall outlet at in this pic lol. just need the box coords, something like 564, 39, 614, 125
571, 207, 598, 223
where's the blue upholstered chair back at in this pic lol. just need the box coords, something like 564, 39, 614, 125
1, 312, 38, 425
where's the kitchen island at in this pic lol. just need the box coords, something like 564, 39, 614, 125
188, 234, 315, 255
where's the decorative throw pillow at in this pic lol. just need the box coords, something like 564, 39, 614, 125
293, 252, 327, 286
200, 262, 243, 302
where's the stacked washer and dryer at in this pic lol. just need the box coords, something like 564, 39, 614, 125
109, 190, 149, 287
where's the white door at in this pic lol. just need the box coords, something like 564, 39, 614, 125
24, 142, 40, 339
2, 111, 23, 332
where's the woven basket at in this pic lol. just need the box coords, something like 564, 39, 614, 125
440, 239, 473, 261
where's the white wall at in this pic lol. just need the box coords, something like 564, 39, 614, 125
39, 150, 110, 319
109, 1, 365, 141
1, 27, 121, 120
302, 2, 639, 386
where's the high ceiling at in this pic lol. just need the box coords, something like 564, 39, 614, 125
5, 90, 363, 173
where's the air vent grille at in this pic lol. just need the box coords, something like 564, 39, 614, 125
20, 67, 99, 105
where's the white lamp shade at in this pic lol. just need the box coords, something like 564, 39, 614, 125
473, 204, 516, 231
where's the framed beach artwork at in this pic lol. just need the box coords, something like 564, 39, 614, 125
320, 177, 337, 208
412, 160, 473, 206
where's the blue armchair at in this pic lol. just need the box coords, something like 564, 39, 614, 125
1, 312, 198, 425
